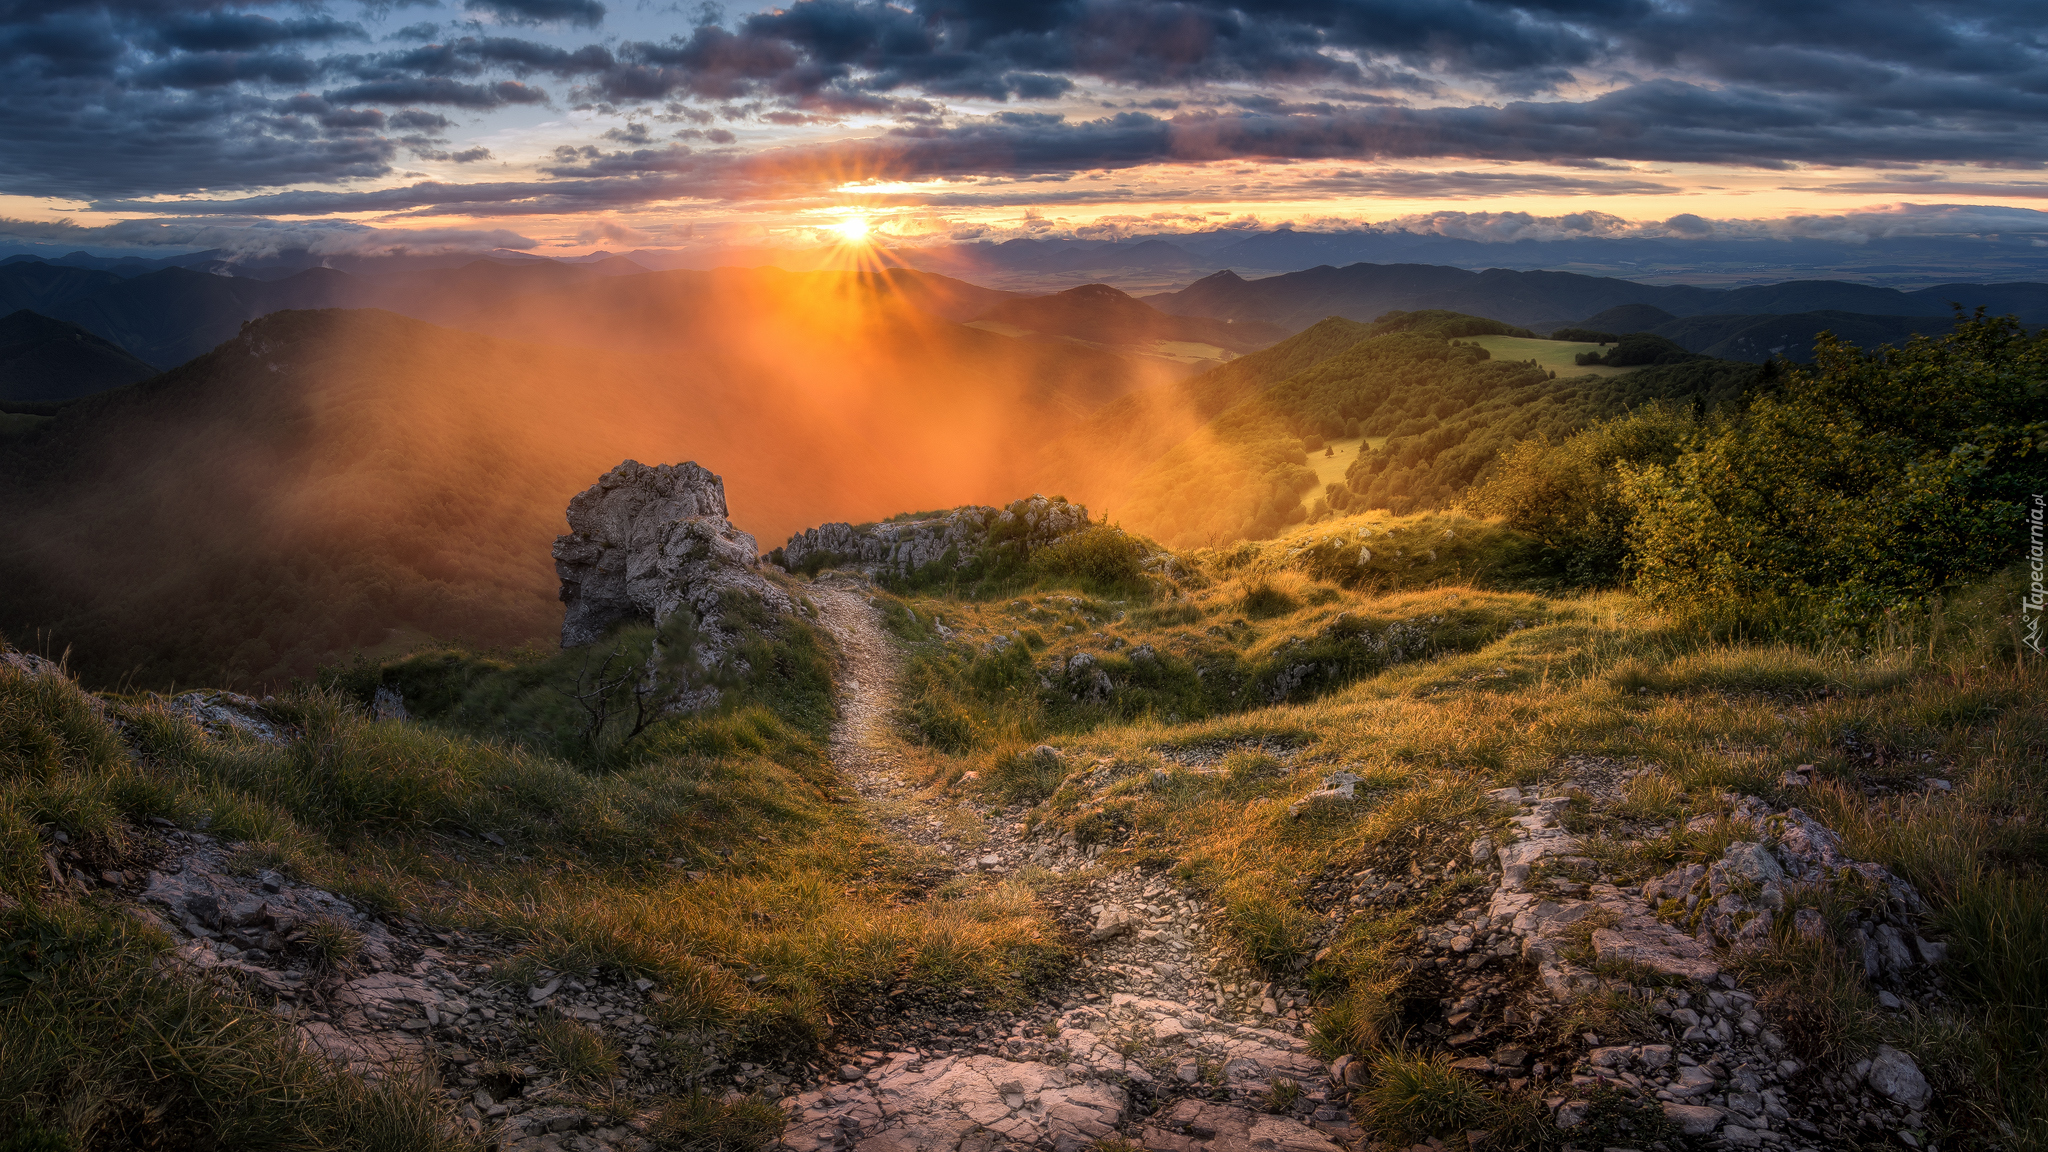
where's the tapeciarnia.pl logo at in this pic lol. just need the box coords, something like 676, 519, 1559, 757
2026, 494, 2045, 657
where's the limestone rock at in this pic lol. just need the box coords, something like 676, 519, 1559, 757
1719, 841, 1785, 885
776, 495, 1094, 580
1138, 1099, 1345, 1152
0, 649, 66, 679
1088, 905, 1140, 942
1662, 1103, 1723, 1135
1866, 1045, 1931, 1109
371, 686, 409, 723
553, 460, 794, 649
779, 1055, 1125, 1152
1288, 771, 1362, 817
157, 690, 292, 746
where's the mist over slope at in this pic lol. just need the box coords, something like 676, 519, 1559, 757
0, 286, 1177, 687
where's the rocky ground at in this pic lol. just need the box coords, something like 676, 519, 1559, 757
57, 578, 1958, 1152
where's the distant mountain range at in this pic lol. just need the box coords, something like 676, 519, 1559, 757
1568, 305, 1966, 362
0, 257, 1257, 397
1144, 265, 2048, 357
4, 247, 2043, 403
0, 255, 651, 368
19, 219, 2048, 296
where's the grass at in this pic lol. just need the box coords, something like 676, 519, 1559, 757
880, 549, 2045, 1148
1357, 1051, 1493, 1142
649, 1092, 785, 1152
6, 507, 2045, 1147
0, 607, 1067, 1143
1467, 335, 1644, 379
0, 901, 477, 1152
531, 1014, 621, 1084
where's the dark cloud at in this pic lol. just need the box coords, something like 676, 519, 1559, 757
464, 0, 607, 29
0, 214, 540, 256
151, 13, 364, 53
323, 77, 549, 107
3, 0, 2047, 207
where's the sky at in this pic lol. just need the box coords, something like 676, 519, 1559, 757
3, 0, 2047, 257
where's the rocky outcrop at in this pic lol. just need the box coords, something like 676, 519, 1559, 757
552, 460, 795, 648
156, 690, 295, 745
775, 495, 1092, 580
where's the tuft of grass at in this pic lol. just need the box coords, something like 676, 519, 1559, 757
1611, 771, 1684, 822
304, 916, 365, 974
1239, 580, 1300, 619
980, 745, 1070, 805
0, 665, 124, 782
531, 1014, 620, 1085
650, 1091, 785, 1152
1262, 1077, 1303, 1113
1357, 1051, 1492, 1143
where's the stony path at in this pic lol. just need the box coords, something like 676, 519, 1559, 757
790, 576, 1359, 1152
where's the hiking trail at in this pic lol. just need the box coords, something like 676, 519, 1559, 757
789, 575, 1359, 1152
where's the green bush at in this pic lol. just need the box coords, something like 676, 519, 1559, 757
1027, 526, 1154, 592
1621, 314, 2047, 629
1469, 405, 1696, 586
1578, 333, 1698, 367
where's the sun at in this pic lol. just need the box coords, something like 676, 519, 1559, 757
829, 215, 871, 243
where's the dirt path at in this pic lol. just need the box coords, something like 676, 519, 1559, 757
791, 576, 1360, 1152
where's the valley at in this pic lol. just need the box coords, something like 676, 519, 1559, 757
0, 249, 2042, 1152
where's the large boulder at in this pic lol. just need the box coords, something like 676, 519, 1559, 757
775, 495, 1092, 580
553, 460, 794, 648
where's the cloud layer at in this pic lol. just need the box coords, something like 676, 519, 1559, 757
1, 0, 2044, 218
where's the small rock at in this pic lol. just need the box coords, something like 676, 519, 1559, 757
529, 978, 561, 1003
1720, 841, 1785, 884
838, 1065, 864, 1082
1088, 906, 1139, 942
1662, 1103, 1724, 1135
1866, 1045, 1931, 1110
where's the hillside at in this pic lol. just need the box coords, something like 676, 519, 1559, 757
1030, 316, 1379, 515
1331, 357, 1758, 514
0, 310, 157, 401
1113, 321, 1761, 546
1117, 331, 1551, 545
1147, 264, 2048, 332
0, 299, 1171, 687
3, 307, 2043, 1152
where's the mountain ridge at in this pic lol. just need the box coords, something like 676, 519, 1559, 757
1145, 264, 2048, 332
